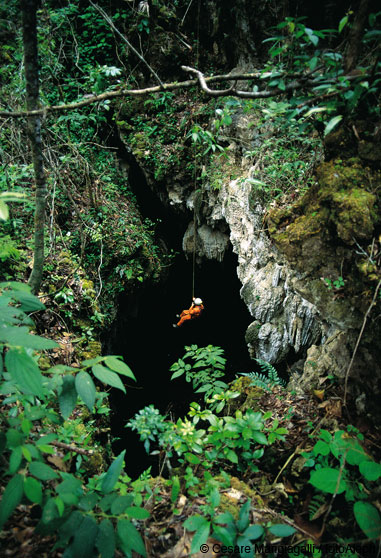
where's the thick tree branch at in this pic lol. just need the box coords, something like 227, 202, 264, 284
0, 74, 259, 118
0, 67, 374, 119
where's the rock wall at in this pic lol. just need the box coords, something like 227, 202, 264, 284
181, 163, 321, 365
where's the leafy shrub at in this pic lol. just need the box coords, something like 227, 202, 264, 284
169, 344, 229, 406
0, 282, 150, 557
302, 428, 381, 540
0, 235, 20, 262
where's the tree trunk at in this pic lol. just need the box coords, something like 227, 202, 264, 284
22, 0, 46, 294
344, 0, 369, 73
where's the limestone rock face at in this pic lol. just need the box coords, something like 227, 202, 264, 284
217, 171, 321, 363
180, 157, 322, 364
182, 222, 229, 262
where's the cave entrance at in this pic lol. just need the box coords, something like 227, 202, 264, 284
107, 248, 254, 477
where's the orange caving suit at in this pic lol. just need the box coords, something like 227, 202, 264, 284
177, 303, 204, 327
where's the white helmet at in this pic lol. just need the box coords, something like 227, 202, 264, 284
193, 298, 203, 305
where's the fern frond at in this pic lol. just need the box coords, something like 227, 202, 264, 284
239, 360, 286, 391
309, 492, 327, 521
255, 359, 286, 388
239, 371, 273, 391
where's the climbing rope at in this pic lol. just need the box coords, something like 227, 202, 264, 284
192, 195, 197, 299
191, 0, 200, 301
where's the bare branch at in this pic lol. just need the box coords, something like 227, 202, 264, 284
52, 440, 95, 456
181, 65, 236, 96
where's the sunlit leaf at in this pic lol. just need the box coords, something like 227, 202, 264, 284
324, 115, 343, 136
101, 450, 126, 494
92, 364, 125, 393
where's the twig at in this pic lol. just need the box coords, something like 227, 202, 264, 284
252, 505, 316, 541
95, 238, 103, 302
343, 279, 381, 406
272, 417, 325, 485
52, 440, 95, 456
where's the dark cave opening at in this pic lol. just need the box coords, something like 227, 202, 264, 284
106, 248, 254, 477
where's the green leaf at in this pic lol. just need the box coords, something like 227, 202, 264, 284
212, 525, 235, 547
225, 449, 238, 464
237, 500, 250, 532
29, 461, 59, 481
0, 326, 57, 350
92, 364, 126, 393
71, 515, 98, 558
81, 356, 104, 367
338, 15, 348, 33
41, 497, 60, 525
171, 476, 180, 503
359, 461, 381, 481
126, 506, 150, 519
313, 440, 330, 456
104, 356, 136, 381
59, 375, 77, 419
210, 488, 220, 508
24, 476, 42, 505
78, 493, 99, 512
243, 524, 264, 540
183, 515, 209, 531
353, 501, 381, 540
190, 522, 210, 555
59, 510, 83, 543
36, 433, 57, 445
110, 494, 133, 515
101, 450, 126, 494
0, 474, 24, 529
55, 496, 65, 517
330, 431, 369, 465
0, 200, 9, 221
0, 192, 28, 202
0, 284, 45, 312
9, 447, 23, 474
22, 446, 32, 462
319, 429, 332, 443
185, 453, 201, 465
251, 431, 268, 445
304, 27, 319, 45
96, 519, 115, 558
6, 428, 23, 448
56, 476, 83, 497
5, 348, 43, 396
309, 467, 346, 494
268, 523, 296, 537
170, 369, 185, 380
117, 518, 146, 556
75, 371, 96, 411
324, 115, 343, 136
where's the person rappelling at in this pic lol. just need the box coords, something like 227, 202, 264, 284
173, 297, 204, 328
